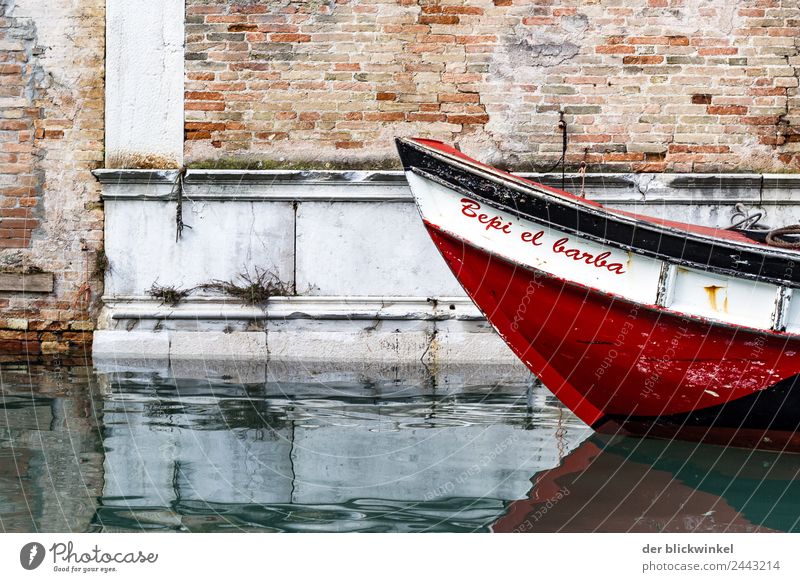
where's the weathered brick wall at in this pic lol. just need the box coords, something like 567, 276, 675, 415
185, 0, 799, 172
0, 0, 104, 356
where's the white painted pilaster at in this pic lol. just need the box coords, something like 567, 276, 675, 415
105, 0, 184, 167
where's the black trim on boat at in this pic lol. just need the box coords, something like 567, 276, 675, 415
396, 138, 800, 288
597, 373, 800, 434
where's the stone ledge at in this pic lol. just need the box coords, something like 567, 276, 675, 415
98, 296, 481, 323
0, 272, 54, 293
92, 321, 518, 364
93, 169, 180, 184
95, 169, 800, 204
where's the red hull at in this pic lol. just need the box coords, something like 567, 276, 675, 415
426, 223, 800, 445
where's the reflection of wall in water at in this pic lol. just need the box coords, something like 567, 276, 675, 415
101, 386, 590, 507
0, 370, 104, 532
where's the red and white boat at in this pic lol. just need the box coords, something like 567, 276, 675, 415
396, 137, 800, 451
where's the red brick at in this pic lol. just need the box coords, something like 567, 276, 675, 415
707, 105, 748, 115
741, 116, 780, 125
255, 132, 288, 140
364, 112, 405, 122
186, 130, 212, 140
407, 113, 447, 122
187, 72, 215, 81
446, 114, 489, 125
419, 15, 459, 25
270, 33, 311, 42
185, 121, 226, 131
691, 94, 712, 104
690, 145, 731, 153
185, 91, 224, 101
604, 153, 645, 162
228, 23, 258, 32
750, 87, 786, 96
186, 101, 225, 111
698, 47, 738, 56
0, 227, 34, 238
230, 4, 269, 13
438, 93, 480, 103
596, 45, 635, 54
0, 64, 23, 75
0, 120, 28, 130
522, 17, 555, 25
0, 208, 33, 218
456, 35, 497, 44
442, 6, 483, 15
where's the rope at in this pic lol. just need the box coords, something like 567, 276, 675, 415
726, 202, 765, 231
725, 203, 800, 249
578, 161, 587, 198
765, 225, 800, 249
173, 167, 192, 242
536, 111, 568, 187
560, 111, 567, 191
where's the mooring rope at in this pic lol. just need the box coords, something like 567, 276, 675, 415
766, 225, 800, 249
534, 111, 568, 190
726, 203, 800, 249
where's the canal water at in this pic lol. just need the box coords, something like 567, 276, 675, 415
2, 359, 799, 533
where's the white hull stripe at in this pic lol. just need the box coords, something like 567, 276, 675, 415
408, 171, 789, 333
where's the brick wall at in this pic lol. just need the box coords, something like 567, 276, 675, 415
0, 0, 104, 357
185, 0, 799, 172
0, 1, 40, 250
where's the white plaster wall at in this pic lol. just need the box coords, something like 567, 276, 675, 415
104, 199, 295, 296
296, 202, 465, 296
106, 0, 184, 166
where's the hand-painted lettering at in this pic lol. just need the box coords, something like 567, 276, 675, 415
459, 198, 626, 275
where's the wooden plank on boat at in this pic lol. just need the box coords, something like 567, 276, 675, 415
0, 272, 54, 293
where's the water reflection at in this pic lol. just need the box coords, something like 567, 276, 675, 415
494, 435, 800, 533
2, 360, 800, 532
96, 361, 589, 532
0, 364, 103, 532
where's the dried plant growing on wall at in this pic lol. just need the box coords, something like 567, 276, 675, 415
148, 283, 192, 307
199, 267, 292, 306
92, 247, 111, 280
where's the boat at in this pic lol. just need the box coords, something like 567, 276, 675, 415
395, 137, 800, 451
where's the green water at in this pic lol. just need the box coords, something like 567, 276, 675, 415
1, 361, 799, 532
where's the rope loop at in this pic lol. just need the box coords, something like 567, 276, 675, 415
765, 225, 800, 249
